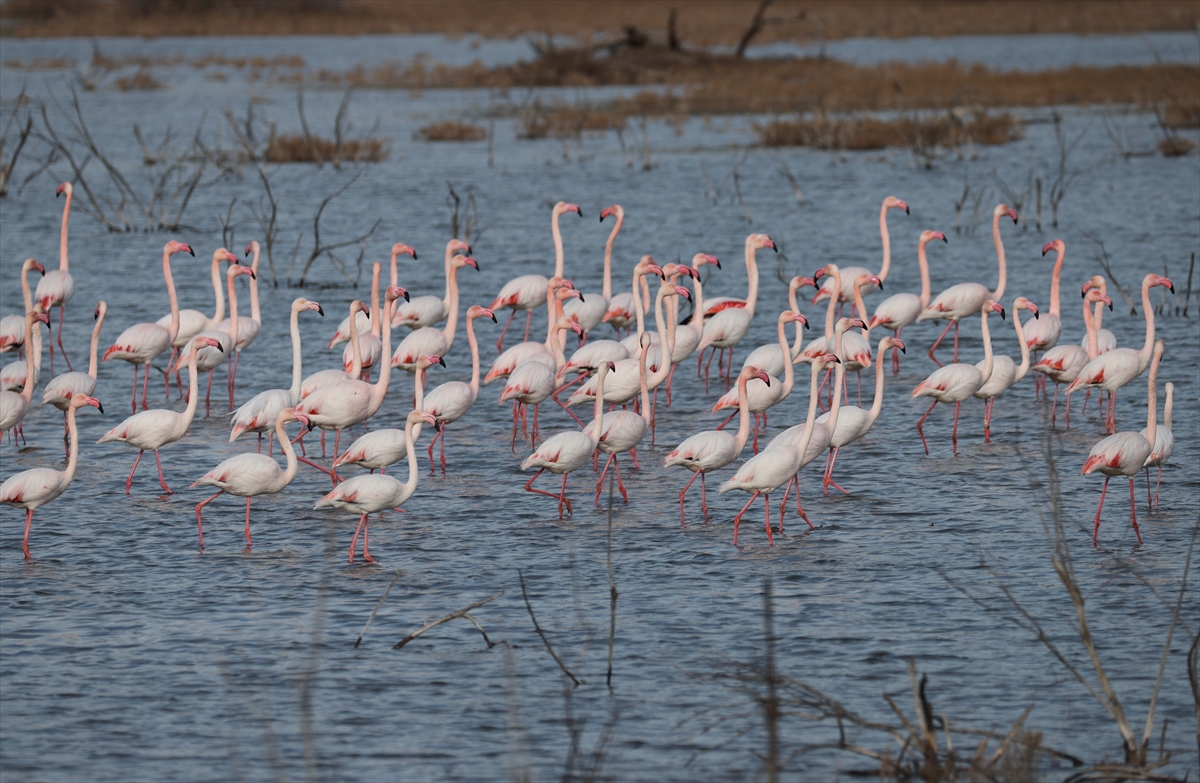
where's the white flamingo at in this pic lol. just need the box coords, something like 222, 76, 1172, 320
1141, 380, 1174, 511
42, 301, 107, 434
564, 206, 620, 337
342, 262, 383, 379
812, 195, 908, 305
391, 254, 479, 371
500, 316, 583, 450
973, 296, 1038, 441
391, 240, 463, 330
36, 182, 76, 373
869, 230, 946, 372
0, 258, 45, 355
422, 305, 495, 473
1081, 276, 1118, 355
739, 271, 809, 378
1022, 239, 1066, 396
214, 240, 266, 394
696, 233, 775, 389
302, 299, 368, 401
584, 333, 653, 505
485, 279, 581, 384
157, 247, 238, 392
1, 301, 47, 394
171, 263, 254, 414
0, 311, 50, 445
1032, 288, 1111, 428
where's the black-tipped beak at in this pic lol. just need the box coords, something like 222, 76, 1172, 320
412, 251, 418, 260
1168, 284, 1175, 293
577, 293, 585, 302
474, 261, 482, 271
306, 421, 316, 432
94, 311, 99, 321
1082, 289, 1088, 299
1107, 301, 1113, 311
599, 214, 604, 222
316, 304, 325, 316
95, 402, 105, 414
490, 313, 497, 323
216, 343, 224, 352
1033, 310, 1039, 319
402, 290, 410, 301
941, 236, 947, 243
1042, 248, 1048, 256
576, 210, 583, 218
247, 270, 256, 280
714, 259, 722, 269
904, 206, 910, 215
437, 356, 447, 367
188, 247, 195, 256
899, 345, 906, 354
999, 308, 1006, 320
877, 281, 884, 291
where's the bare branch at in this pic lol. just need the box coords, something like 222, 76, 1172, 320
392, 590, 505, 650
517, 569, 581, 686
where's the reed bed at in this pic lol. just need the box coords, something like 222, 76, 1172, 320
754, 111, 1023, 150
263, 134, 388, 164
416, 121, 487, 142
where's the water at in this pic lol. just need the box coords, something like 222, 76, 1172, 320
1, 35, 1199, 783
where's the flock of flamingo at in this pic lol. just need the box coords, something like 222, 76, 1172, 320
0, 185, 1178, 561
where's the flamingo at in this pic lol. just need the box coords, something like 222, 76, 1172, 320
302, 299, 368, 401
192, 407, 310, 552
1, 302, 47, 393
1065, 273, 1173, 434
390, 240, 464, 330
814, 336, 904, 495
812, 195, 908, 305
869, 230, 946, 372
422, 305, 496, 473
585, 333, 653, 505
103, 240, 194, 413
1, 392, 103, 558
316, 409, 436, 564
612, 255, 668, 355
696, 233, 775, 389
157, 247, 238, 394
391, 254, 479, 371
973, 297, 1038, 441
739, 271, 808, 378
42, 301, 107, 436
342, 262, 384, 380
0, 258, 45, 356
596, 205, 645, 337
665, 364, 771, 523
493, 201, 582, 352
564, 206, 620, 338
98, 335, 223, 494
333, 354, 445, 474
912, 300, 1004, 455
521, 360, 615, 518
213, 240, 266, 394
1082, 276, 1119, 355
1022, 239, 1066, 397
485, 279, 581, 384
328, 298, 372, 350
1082, 339, 1164, 547
229, 297, 324, 451
1141, 381, 1173, 511
1032, 288, 1111, 428
170, 264, 254, 414
664, 254, 720, 403
917, 203, 1016, 365
803, 265, 874, 407
722, 351, 843, 545
500, 316, 583, 450
297, 286, 404, 482
711, 310, 808, 453
36, 182, 76, 373
0, 311, 50, 445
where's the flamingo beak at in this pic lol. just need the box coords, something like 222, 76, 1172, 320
245, 242, 254, 257
895, 340, 907, 354
186, 244, 195, 256
56, 183, 66, 197
94, 307, 100, 319
91, 398, 104, 413
315, 304, 325, 316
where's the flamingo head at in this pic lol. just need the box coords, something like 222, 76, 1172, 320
785, 311, 808, 328
391, 242, 417, 261
996, 203, 1018, 224
385, 285, 410, 302
351, 300, 370, 319
1042, 239, 1064, 257
69, 393, 103, 414
166, 241, 194, 257
30, 310, 50, 327
556, 202, 583, 218
884, 196, 909, 214
692, 252, 719, 270
813, 263, 837, 282
557, 286, 583, 303
986, 301, 1006, 320
299, 298, 324, 316
25, 258, 45, 276
567, 318, 585, 338
447, 238, 471, 256
751, 234, 777, 252
815, 353, 841, 369
425, 354, 447, 368
857, 274, 882, 292
554, 277, 573, 290
599, 204, 623, 222
790, 276, 816, 293
745, 366, 772, 386
1015, 297, 1039, 318
94, 301, 107, 319
56, 182, 72, 198
1149, 273, 1175, 293
453, 254, 480, 271
881, 337, 906, 355
920, 230, 947, 245
469, 305, 497, 323
281, 408, 310, 428
1085, 290, 1113, 310
215, 248, 240, 265
603, 360, 617, 372
677, 265, 701, 280
671, 284, 692, 301
244, 240, 260, 258
195, 335, 224, 351
230, 264, 255, 280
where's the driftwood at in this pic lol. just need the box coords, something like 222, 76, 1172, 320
393, 590, 505, 650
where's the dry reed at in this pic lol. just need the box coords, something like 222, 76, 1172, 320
264, 134, 388, 164
416, 121, 487, 142
754, 111, 1022, 150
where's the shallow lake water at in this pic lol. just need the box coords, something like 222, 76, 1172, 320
1, 35, 1198, 783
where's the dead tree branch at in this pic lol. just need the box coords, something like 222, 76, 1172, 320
517, 569, 582, 687
392, 590, 505, 650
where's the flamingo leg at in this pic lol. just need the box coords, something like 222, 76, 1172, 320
126, 450, 145, 494
732, 491, 760, 547
815, 368, 832, 412
1154, 466, 1162, 510
763, 493, 774, 546
524, 469, 565, 510
141, 362, 151, 410
595, 453, 614, 504
715, 411, 736, 431
195, 491, 223, 551
927, 321, 953, 367
21, 508, 33, 559
427, 423, 441, 473
1050, 385, 1059, 427
916, 400, 937, 456
130, 363, 138, 413
700, 472, 709, 517
330, 430, 342, 485
629, 448, 640, 469
204, 370, 214, 418
531, 405, 540, 449
362, 514, 376, 562
496, 309, 515, 353
613, 456, 629, 503
153, 450, 173, 494
1127, 478, 1143, 545
952, 320, 960, 362
824, 447, 848, 495
257, 433, 263, 453
553, 396, 585, 427
1145, 467, 1153, 513
891, 328, 902, 373
703, 348, 716, 393
228, 351, 238, 410
679, 470, 701, 524
298, 455, 334, 476
1065, 391, 1072, 430
665, 364, 675, 406
752, 415, 761, 454
510, 402, 520, 452
523, 311, 533, 342
1092, 476, 1110, 547
439, 422, 447, 473
557, 472, 573, 518
349, 513, 367, 563
243, 496, 253, 551
952, 401, 961, 454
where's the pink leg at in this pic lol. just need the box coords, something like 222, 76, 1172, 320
362, 515, 376, 562
257, 433, 263, 453
204, 370, 214, 418
243, 496, 253, 551
523, 311, 533, 341
427, 423, 441, 473
824, 447, 848, 495
496, 309, 515, 353
131, 362, 138, 414
679, 470, 701, 524
1065, 392, 1072, 430
553, 396, 584, 427
928, 321, 953, 367
952, 320, 960, 363
439, 423, 448, 472
330, 430, 342, 485
195, 491, 223, 551
1050, 385, 1059, 427
1145, 467, 1153, 513
715, 411, 736, 431
752, 415, 761, 454
700, 472, 709, 517
21, 508, 33, 559
891, 328, 902, 373
951, 401, 961, 454
126, 451, 144, 494
1092, 476, 1110, 547
613, 456, 629, 503
349, 513, 367, 563
1127, 478, 1142, 545
56, 304, 73, 372
141, 363, 151, 410
629, 448, 640, 469
763, 493, 774, 546
595, 453, 615, 504
510, 402, 520, 452
916, 400, 937, 455
154, 450, 173, 494
531, 405, 540, 449
732, 491, 760, 547
703, 348, 716, 393
665, 364, 676, 406
557, 472, 573, 518
1154, 466, 1162, 510
525, 469, 568, 514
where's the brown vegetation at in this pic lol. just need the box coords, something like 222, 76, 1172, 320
264, 134, 388, 164
113, 67, 165, 91
416, 121, 487, 142
4, 0, 1196, 43
754, 111, 1021, 150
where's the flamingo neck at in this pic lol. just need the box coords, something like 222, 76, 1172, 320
412, 367, 428, 440
401, 418, 421, 500
288, 306, 304, 401
1145, 348, 1159, 446
689, 267, 705, 332
181, 350, 201, 429
978, 308, 994, 382
466, 315, 481, 398
1012, 308, 1031, 382
209, 255, 227, 325
1163, 383, 1173, 429
1137, 277, 1156, 372
20, 263, 36, 314
552, 210, 565, 279
588, 368, 607, 450
778, 318, 795, 397
824, 355, 846, 436
390, 246, 402, 289
370, 297, 394, 408
551, 322, 569, 367
917, 240, 932, 309
1049, 247, 1064, 317
792, 362, 824, 463
853, 283, 870, 336
59, 189, 71, 273
62, 404, 82, 486
543, 285, 558, 347
743, 240, 759, 317
443, 265, 461, 347
28, 316, 43, 378
369, 263, 381, 338
638, 341, 651, 427
227, 270, 240, 347
866, 341, 887, 426
275, 416, 299, 492
602, 212, 623, 300
732, 373, 754, 454
20, 316, 38, 404
787, 281, 804, 357
823, 270, 839, 339
648, 288, 672, 387
346, 306, 363, 377
632, 269, 647, 338
1082, 297, 1099, 359
248, 251, 261, 324
990, 211, 1007, 301
164, 247, 180, 342
87, 308, 104, 379
877, 203, 892, 282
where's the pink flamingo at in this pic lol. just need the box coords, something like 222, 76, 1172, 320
213, 240, 265, 395
596, 205, 645, 337
812, 195, 908, 306
664, 365, 770, 523
192, 407, 310, 552
500, 316, 583, 450
1082, 339, 1164, 547
42, 301, 107, 437
973, 296, 1038, 441
391, 254, 479, 371
565, 207, 620, 338
333, 354, 444, 473
390, 240, 460, 330
912, 300, 1004, 455
1065, 273, 1173, 434
104, 241, 195, 413
521, 360, 615, 518
98, 335, 223, 494
171, 263, 254, 414
1022, 239, 1066, 397
1081, 276, 1118, 355
803, 265, 873, 407
869, 230, 946, 372
158, 247, 238, 395
2, 392, 103, 558
493, 201, 582, 352
663, 254, 720, 403
229, 297, 324, 451
1032, 288, 1111, 428
422, 306, 496, 473
343, 262, 383, 380
613, 255, 668, 355
302, 300, 367, 401
586, 334, 655, 505
317, 409, 436, 564
697, 233, 775, 389
917, 204, 1016, 365
723, 351, 843, 545
1141, 380, 1173, 511
36, 182, 76, 373
739, 271, 807, 378
0, 311, 50, 445
0, 303, 45, 394
0, 258, 45, 356
485, 279, 581, 384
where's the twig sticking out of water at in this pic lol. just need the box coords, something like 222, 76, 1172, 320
392, 590, 506, 650
1082, 231, 1137, 314
354, 569, 403, 647
1182, 252, 1194, 317
518, 569, 582, 686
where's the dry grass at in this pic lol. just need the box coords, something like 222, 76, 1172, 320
755, 110, 1023, 150
264, 134, 389, 164
113, 67, 164, 91
517, 100, 630, 139
1157, 136, 1195, 157
416, 121, 487, 142
4, 0, 1196, 42
1163, 100, 1200, 129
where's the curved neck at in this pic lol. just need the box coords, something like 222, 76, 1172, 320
638, 342, 652, 426
401, 418, 421, 499
209, 256, 226, 324
29, 316, 43, 375
248, 253, 261, 324
163, 248, 180, 341
1082, 297, 1099, 359
978, 309, 994, 382
1137, 278, 1156, 371
275, 417, 299, 492
852, 283, 870, 334
87, 308, 105, 379
732, 373, 755, 453
20, 317, 38, 403
1163, 383, 1173, 428
63, 404, 82, 484
443, 265, 461, 346
778, 318, 795, 396
370, 263, 381, 338
412, 367, 428, 440
588, 368, 606, 449
633, 269, 648, 338
543, 286, 558, 346
370, 297, 394, 407
552, 210, 566, 279
793, 363, 824, 461
181, 349, 201, 427
602, 213, 623, 300
1012, 309, 1031, 381
877, 203, 892, 282
990, 211, 1007, 300
826, 359, 845, 431
1145, 350, 1159, 445
467, 315, 481, 397
787, 282, 804, 357
743, 240, 760, 317
288, 306, 304, 400
20, 264, 36, 314
689, 268, 705, 331
1049, 247, 1064, 316
866, 343, 887, 425
917, 240, 932, 308
227, 271, 240, 346
59, 190, 71, 273
347, 307, 363, 377
649, 289, 672, 386
823, 271, 839, 338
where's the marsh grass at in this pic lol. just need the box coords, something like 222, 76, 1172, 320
417, 121, 487, 142
264, 134, 387, 163
753, 111, 1022, 150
